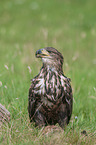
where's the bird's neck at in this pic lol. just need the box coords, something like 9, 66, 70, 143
42, 63, 63, 74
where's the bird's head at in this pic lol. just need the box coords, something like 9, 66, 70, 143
36, 47, 64, 71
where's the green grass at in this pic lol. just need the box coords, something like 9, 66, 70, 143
0, 0, 96, 144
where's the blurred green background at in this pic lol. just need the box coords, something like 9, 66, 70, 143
0, 0, 96, 144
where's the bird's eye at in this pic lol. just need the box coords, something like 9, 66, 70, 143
47, 50, 52, 53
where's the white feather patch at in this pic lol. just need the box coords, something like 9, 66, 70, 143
34, 78, 45, 94
60, 75, 65, 86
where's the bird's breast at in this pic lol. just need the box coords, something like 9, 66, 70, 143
33, 69, 67, 102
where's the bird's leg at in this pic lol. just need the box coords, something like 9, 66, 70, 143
34, 110, 46, 127
58, 115, 68, 129
57, 104, 69, 129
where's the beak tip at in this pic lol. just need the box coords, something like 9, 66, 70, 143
35, 51, 37, 57
35, 49, 42, 58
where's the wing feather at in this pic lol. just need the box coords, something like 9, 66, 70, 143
28, 83, 37, 122
63, 78, 73, 117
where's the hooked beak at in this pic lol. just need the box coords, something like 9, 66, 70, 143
35, 49, 49, 58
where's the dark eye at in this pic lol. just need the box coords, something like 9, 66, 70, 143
47, 50, 52, 53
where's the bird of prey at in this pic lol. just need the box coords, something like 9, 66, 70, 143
28, 47, 73, 128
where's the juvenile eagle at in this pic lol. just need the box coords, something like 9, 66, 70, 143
28, 47, 73, 128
